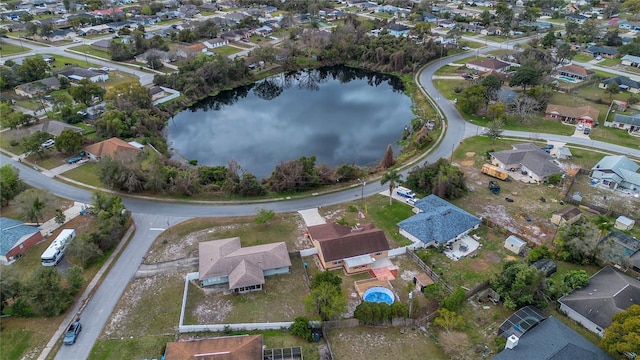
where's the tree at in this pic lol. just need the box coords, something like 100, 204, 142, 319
441, 287, 466, 311
541, 31, 556, 48
66, 234, 103, 267
305, 281, 348, 321
554, 222, 600, 264
0, 165, 25, 206
509, 67, 541, 91
457, 84, 487, 114
254, 208, 275, 224
433, 308, 464, 333
404, 158, 467, 200
55, 129, 83, 154
311, 271, 342, 289
601, 305, 640, 355
484, 118, 505, 142
508, 95, 540, 124
594, 215, 614, 240
68, 79, 105, 106
379, 144, 395, 169
290, 317, 313, 342
146, 52, 164, 70
480, 75, 502, 102
21, 131, 52, 158
605, 84, 620, 100
563, 270, 589, 290
380, 169, 402, 205
28, 266, 72, 316
25, 22, 38, 37
17, 55, 49, 82
65, 265, 84, 295
12, 189, 53, 225
491, 261, 545, 310
104, 82, 152, 114
54, 209, 66, 225
555, 43, 576, 67
0, 266, 22, 314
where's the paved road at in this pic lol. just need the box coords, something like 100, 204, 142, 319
2, 35, 638, 359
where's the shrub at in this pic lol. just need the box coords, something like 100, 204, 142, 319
290, 317, 313, 342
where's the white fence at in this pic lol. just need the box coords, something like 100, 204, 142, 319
299, 247, 319, 257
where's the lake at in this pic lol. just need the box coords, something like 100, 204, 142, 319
167, 66, 414, 179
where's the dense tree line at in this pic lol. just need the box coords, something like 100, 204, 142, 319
0, 55, 51, 90
403, 158, 468, 200
353, 301, 408, 325
0, 165, 25, 206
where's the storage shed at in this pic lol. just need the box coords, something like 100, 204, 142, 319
551, 206, 582, 226
615, 216, 635, 230
504, 235, 527, 255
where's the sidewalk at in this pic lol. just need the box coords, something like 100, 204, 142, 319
39, 201, 87, 237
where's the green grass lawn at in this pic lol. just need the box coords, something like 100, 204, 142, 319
67, 44, 112, 60
598, 58, 620, 67
62, 162, 102, 187
47, 53, 101, 69
0, 40, 29, 56
14, 99, 41, 111
210, 45, 242, 56
434, 63, 465, 76
484, 35, 511, 43
573, 54, 593, 62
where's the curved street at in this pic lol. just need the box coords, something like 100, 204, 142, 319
2, 39, 639, 359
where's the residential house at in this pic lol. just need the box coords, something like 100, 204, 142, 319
44, 28, 76, 42
466, 58, 511, 73
599, 76, 640, 94
611, 113, 640, 135
386, 23, 410, 37
550, 206, 582, 226
481, 25, 501, 36
557, 64, 593, 81
85, 137, 142, 160
591, 155, 640, 191
437, 19, 456, 29
221, 29, 251, 42
544, 104, 599, 126
29, 120, 82, 137
493, 314, 613, 359
306, 223, 390, 274
504, 235, 527, 254
0, 217, 44, 265
93, 7, 124, 17
164, 335, 263, 360
198, 237, 291, 293
78, 24, 113, 37
57, 66, 109, 83
621, 54, 640, 68
615, 216, 635, 231
460, 23, 484, 34
558, 266, 640, 336
565, 13, 588, 23
583, 45, 619, 58
198, 3, 218, 12
176, 43, 207, 58
598, 231, 640, 272
397, 194, 481, 248
91, 39, 112, 52
222, 12, 247, 24
489, 143, 564, 183
422, 13, 438, 23
618, 21, 640, 31
203, 38, 229, 49
14, 76, 60, 98
254, 25, 273, 37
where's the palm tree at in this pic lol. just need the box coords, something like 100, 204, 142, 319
380, 169, 402, 205
28, 197, 45, 225
595, 215, 613, 240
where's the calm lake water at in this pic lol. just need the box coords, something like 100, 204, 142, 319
167, 66, 414, 179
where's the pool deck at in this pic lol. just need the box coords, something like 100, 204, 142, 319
354, 278, 394, 300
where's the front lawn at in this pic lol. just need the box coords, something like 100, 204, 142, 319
67, 44, 112, 60
573, 54, 593, 62
0, 41, 29, 56
209, 45, 242, 57
62, 162, 102, 187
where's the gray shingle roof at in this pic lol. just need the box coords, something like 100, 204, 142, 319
492, 316, 613, 360
601, 76, 640, 90
612, 113, 640, 126
397, 195, 481, 245
491, 143, 563, 179
558, 266, 640, 330
0, 217, 40, 256
198, 238, 291, 281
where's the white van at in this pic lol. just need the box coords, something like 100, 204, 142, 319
396, 186, 416, 199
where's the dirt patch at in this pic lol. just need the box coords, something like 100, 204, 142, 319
504, 255, 517, 261
468, 260, 490, 272
193, 294, 234, 324
482, 252, 502, 264
465, 152, 475, 157
459, 160, 474, 166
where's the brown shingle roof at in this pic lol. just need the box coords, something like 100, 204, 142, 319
466, 58, 510, 70
544, 104, 600, 121
164, 334, 263, 360
307, 223, 390, 262
558, 64, 593, 77
84, 137, 140, 158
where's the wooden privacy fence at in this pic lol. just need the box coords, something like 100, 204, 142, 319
406, 249, 453, 293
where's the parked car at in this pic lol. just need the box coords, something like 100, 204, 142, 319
67, 156, 83, 164
583, 128, 591, 135
63, 320, 82, 345
406, 198, 417, 205
41, 139, 55, 148
577, 123, 584, 131
541, 144, 554, 153
461, 46, 471, 50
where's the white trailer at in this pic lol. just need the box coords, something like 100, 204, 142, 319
41, 229, 76, 266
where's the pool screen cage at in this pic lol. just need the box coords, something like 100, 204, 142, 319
263, 346, 303, 360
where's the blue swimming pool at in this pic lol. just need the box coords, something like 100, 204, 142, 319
363, 287, 395, 305
559, 76, 576, 83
